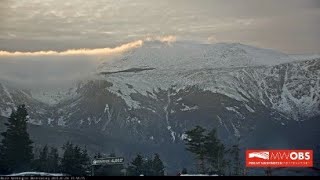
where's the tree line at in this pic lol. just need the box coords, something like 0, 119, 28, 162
0, 104, 165, 176
0, 105, 91, 175
0, 104, 241, 176
92, 152, 165, 176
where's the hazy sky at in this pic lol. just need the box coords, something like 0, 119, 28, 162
0, 0, 320, 90
0, 0, 320, 54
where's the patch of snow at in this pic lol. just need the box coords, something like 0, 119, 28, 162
19, 90, 31, 98
226, 107, 238, 113
144, 107, 156, 113
1, 107, 12, 117
30, 86, 78, 105
1, 84, 14, 103
245, 104, 255, 113
87, 117, 92, 125
95, 117, 102, 124
5, 172, 68, 176
47, 118, 54, 125
226, 107, 244, 119
181, 133, 188, 140
27, 118, 42, 126
104, 104, 109, 113
217, 115, 223, 125
275, 76, 320, 120
181, 103, 199, 112
163, 92, 176, 142
230, 121, 240, 138
130, 117, 141, 124
58, 117, 66, 126
171, 131, 176, 142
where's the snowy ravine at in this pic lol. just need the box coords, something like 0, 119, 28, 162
0, 41, 319, 143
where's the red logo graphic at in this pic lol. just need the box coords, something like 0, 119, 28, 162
246, 150, 313, 167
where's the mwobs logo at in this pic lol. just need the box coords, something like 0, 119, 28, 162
246, 150, 313, 168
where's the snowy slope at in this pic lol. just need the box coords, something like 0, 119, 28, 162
0, 41, 319, 138
30, 86, 79, 105
0, 82, 51, 125
98, 42, 294, 72
96, 42, 320, 120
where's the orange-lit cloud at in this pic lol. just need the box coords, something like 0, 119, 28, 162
145, 35, 177, 44
0, 40, 144, 57
0, 36, 177, 57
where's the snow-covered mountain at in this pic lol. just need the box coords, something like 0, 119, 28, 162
96, 42, 320, 121
1, 41, 319, 172
0, 41, 319, 147
0, 82, 52, 125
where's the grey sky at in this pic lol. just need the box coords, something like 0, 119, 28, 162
0, 0, 320, 54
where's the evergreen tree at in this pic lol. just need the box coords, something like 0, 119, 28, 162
181, 168, 188, 174
183, 126, 229, 175
142, 157, 154, 176
79, 146, 91, 175
0, 104, 33, 174
184, 126, 207, 173
229, 143, 241, 175
73, 145, 83, 175
128, 154, 144, 176
204, 129, 226, 175
152, 153, 165, 176
127, 153, 165, 176
33, 145, 60, 173
94, 152, 102, 159
47, 147, 60, 173
60, 142, 90, 176
60, 142, 74, 175
36, 145, 49, 172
